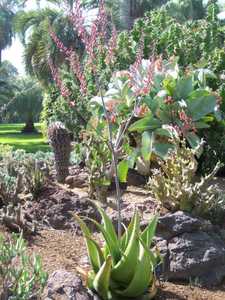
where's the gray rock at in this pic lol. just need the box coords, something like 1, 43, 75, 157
43, 270, 93, 300
156, 211, 225, 286
157, 211, 202, 240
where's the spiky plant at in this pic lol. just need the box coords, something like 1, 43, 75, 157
75, 204, 159, 299
48, 122, 71, 183
149, 133, 223, 217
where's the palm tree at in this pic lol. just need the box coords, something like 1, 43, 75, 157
14, 6, 82, 85
9, 78, 43, 132
0, 0, 26, 65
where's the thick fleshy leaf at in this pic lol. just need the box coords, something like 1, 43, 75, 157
116, 242, 153, 298
111, 212, 140, 284
119, 214, 135, 251
85, 217, 121, 265
141, 132, 154, 161
117, 160, 129, 183
141, 215, 158, 248
74, 214, 104, 273
93, 256, 112, 300
95, 204, 120, 253
194, 121, 210, 129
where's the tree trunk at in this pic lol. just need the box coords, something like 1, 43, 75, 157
21, 119, 37, 133
0, 49, 2, 66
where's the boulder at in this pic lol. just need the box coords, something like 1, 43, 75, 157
156, 211, 225, 286
43, 270, 93, 300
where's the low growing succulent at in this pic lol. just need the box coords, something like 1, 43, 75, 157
75, 204, 159, 299
149, 133, 224, 223
0, 233, 47, 299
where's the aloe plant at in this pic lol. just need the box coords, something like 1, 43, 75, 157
75, 204, 159, 299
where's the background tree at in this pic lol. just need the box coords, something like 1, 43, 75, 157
0, 0, 26, 65
9, 78, 43, 132
14, 6, 82, 85
0, 60, 18, 122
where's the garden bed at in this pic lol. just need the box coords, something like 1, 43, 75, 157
2, 167, 225, 300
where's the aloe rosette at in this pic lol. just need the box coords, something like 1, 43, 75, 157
75, 204, 159, 299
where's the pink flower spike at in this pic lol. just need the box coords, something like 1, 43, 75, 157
49, 27, 72, 57
48, 58, 72, 100
105, 25, 117, 65
69, 51, 87, 95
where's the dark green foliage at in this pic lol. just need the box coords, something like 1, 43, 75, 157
198, 121, 225, 174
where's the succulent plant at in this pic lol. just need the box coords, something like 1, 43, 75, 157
0, 233, 47, 299
149, 133, 223, 220
75, 204, 159, 299
48, 122, 71, 183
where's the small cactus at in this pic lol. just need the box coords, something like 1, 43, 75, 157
48, 122, 71, 183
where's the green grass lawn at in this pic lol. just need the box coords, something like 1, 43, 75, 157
0, 123, 50, 153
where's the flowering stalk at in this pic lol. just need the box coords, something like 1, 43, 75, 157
48, 58, 71, 99
98, 85, 122, 238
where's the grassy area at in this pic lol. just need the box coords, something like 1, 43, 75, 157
0, 123, 50, 153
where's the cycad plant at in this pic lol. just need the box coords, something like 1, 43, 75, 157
75, 204, 159, 299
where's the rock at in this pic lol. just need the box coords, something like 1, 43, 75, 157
156, 211, 225, 286
43, 270, 93, 300
65, 173, 88, 188
126, 169, 147, 186
157, 211, 203, 240
107, 198, 159, 228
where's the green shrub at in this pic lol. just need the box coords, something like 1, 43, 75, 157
75, 204, 159, 299
0, 233, 47, 299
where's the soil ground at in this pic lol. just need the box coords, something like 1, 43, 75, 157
28, 228, 225, 300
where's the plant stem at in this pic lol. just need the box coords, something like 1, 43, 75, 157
99, 88, 122, 239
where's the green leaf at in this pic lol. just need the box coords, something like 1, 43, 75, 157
194, 122, 210, 129
141, 215, 158, 248
93, 256, 112, 300
74, 214, 104, 273
174, 76, 193, 99
94, 204, 121, 263
186, 132, 201, 150
116, 243, 153, 298
129, 116, 161, 132
127, 149, 139, 169
111, 212, 140, 284
153, 143, 175, 159
119, 215, 135, 252
118, 160, 129, 183
186, 94, 216, 121
155, 128, 173, 138
141, 132, 154, 161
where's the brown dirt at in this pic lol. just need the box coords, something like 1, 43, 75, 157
27, 228, 225, 300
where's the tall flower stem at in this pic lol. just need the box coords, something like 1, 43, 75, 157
99, 87, 122, 239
